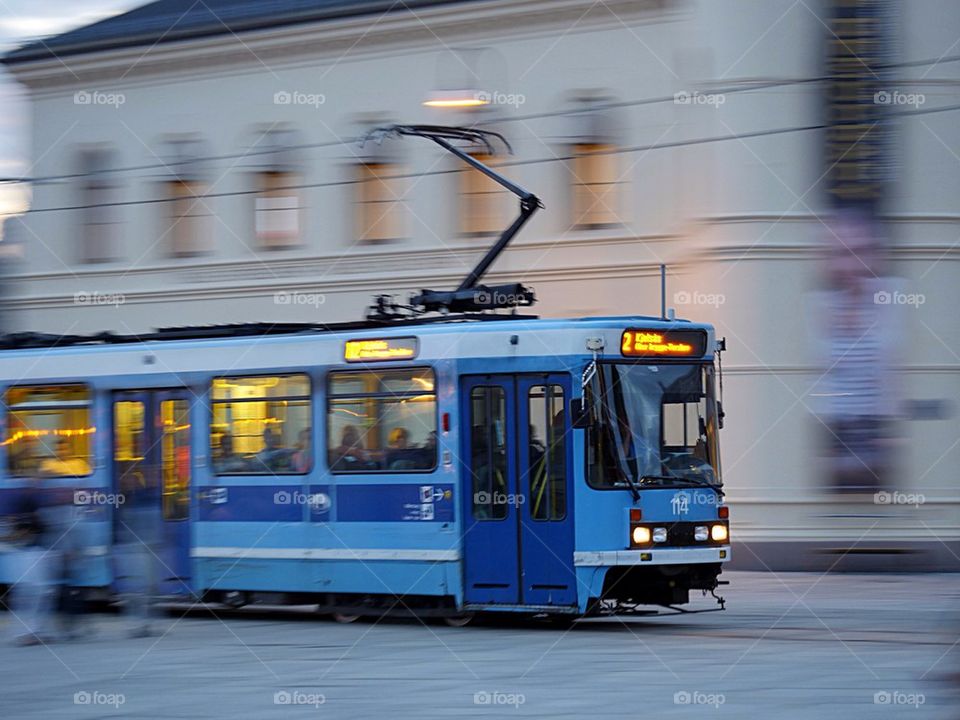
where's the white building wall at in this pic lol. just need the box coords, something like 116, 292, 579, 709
3, 0, 958, 567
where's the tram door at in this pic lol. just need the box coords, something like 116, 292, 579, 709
460, 375, 576, 606
112, 390, 193, 595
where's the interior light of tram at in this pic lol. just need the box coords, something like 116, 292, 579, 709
2, 427, 97, 445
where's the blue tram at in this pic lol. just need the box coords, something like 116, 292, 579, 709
0, 127, 729, 620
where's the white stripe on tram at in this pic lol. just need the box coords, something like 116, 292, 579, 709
191, 547, 460, 562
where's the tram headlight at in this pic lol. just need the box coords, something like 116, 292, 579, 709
652, 527, 667, 543
694, 526, 709, 542
710, 524, 729, 543
631, 526, 651, 545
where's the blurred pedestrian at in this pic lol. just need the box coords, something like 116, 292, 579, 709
45, 487, 90, 641
115, 466, 161, 638
4, 480, 54, 646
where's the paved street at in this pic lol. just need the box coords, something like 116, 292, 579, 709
1, 571, 958, 719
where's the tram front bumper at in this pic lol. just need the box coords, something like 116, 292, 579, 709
573, 546, 730, 567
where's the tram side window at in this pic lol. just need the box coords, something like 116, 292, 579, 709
210, 374, 312, 475
5, 385, 94, 477
327, 368, 436, 473
470, 386, 507, 520
527, 385, 566, 521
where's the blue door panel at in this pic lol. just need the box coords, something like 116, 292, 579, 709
460, 376, 519, 604
518, 376, 576, 606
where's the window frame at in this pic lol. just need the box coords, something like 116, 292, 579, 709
168, 178, 211, 258
355, 161, 405, 243
254, 169, 303, 250
469, 384, 509, 522
326, 365, 438, 475
209, 372, 314, 476
526, 383, 568, 522
4, 383, 95, 479
570, 142, 621, 230
459, 152, 506, 237
160, 397, 191, 521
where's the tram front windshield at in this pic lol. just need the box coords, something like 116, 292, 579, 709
586, 362, 721, 489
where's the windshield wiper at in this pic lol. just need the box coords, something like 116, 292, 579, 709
639, 475, 724, 495
595, 368, 641, 501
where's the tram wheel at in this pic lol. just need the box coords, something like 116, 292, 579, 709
443, 613, 475, 627
222, 591, 249, 609
332, 612, 361, 624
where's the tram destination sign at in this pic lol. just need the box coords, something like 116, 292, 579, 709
620, 329, 707, 358
344, 336, 419, 362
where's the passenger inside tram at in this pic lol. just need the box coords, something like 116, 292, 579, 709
291, 428, 312, 473
39, 438, 91, 477
8, 436, 40, 476
329, 424, 369, 471
255, 428, 293, 471
212, 434, 248, 474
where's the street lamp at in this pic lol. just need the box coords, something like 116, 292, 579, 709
422, 89, 490, 108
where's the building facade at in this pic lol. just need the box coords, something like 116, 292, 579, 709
3, 0, 959, 568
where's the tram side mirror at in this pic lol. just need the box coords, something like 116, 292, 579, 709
717, 401, 725, 430
571, 398, 591, 429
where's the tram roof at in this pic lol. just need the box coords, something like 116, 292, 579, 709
0, 314, 711, 354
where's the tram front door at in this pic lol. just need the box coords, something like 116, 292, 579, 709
460, 374, 576, 607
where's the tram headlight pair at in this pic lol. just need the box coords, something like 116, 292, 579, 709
694, 524, 728, 543
631, 526, 667, 546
